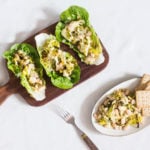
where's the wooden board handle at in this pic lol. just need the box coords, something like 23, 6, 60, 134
0, 80, 18, 105
0, 81, 13, 105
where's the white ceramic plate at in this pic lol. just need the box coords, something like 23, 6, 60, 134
91, 77, 150, 136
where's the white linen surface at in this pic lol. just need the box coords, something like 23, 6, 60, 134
0, 0, 150, 150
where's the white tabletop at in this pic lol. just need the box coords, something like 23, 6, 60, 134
0, 0, 150, 150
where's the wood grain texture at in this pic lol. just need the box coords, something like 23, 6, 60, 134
0, 22, 109, 106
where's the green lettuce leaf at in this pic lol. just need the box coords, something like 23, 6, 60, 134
55, 5, 103, 65
35, 33, 81, 89
60, 5, 89, 25
50, 66, 80, 89
3, 43, 41, 76
55, 5, 89, 45
3, 43, 46, 100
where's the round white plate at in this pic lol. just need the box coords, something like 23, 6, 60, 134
91, 77, 150, 136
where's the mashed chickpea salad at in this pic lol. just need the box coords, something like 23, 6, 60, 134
93, 89, 143, 130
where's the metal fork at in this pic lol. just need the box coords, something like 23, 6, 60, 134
56, 106, 99, 150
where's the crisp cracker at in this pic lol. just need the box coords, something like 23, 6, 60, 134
136, 74, 150, 90
144, 81, 150, 90
136, 90, 150, 107
142, 107, 150, 116
141, 74, 150, 83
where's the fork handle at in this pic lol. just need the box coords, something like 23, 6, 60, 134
81, 133, 99, 150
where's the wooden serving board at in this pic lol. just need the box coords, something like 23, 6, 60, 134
0, 22, 109, 106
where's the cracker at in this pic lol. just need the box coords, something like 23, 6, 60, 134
142, 107, 150, 116
136, 74, 150, 90
144, 81, 150, 90
141, 74, 150, 83
136, 90, 150, 107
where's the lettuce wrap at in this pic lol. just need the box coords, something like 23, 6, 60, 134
55, 5, 104, 65
3, 43, 46, 101
35, 33, 80, 89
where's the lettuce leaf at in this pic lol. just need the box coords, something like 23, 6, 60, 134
55, 5, 89, 44
3, 44, 41, 76
35, 33, 81, 89
60, 5, 89, 25
3, 43, 46, 100
55, 5, 104, 65
50, 66, 80, 89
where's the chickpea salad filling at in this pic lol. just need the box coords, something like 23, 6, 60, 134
35, 33, 81, 89
13, 50, 45, 91
55, 5, 104, 65
61, 20, 102, 65
41, 35, 78, 79
93, 89, 143, 130
3, 43, 46, 101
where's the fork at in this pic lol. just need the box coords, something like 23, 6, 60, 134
56, 106, 99, 150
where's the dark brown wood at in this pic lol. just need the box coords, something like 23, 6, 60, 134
1, 22, 109, 106
0, 82, 11, 105
0, 75, 21, 105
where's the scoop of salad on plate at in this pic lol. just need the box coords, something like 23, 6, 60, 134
93, 89, 143, 130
